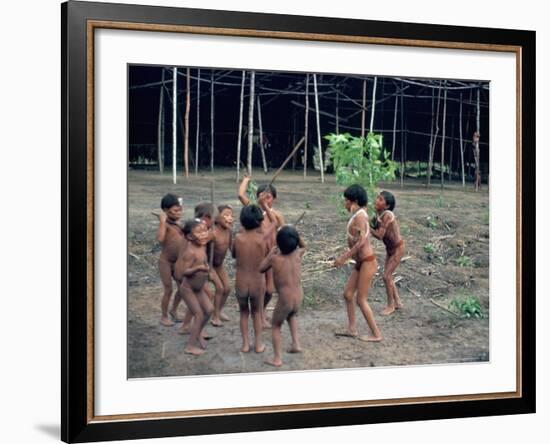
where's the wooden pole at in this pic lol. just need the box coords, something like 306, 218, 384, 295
184, 68, 190, 178
157, 68, 165, 174
313, 74, 325, 183
291, 113, 297, 170
236, 70, 245, 182
474, 87, 481, 191
369, 76, 378, 133
304, 74, 309, 179
400, 82, 404, 189
459, 93, 465, 187
335, 90, 340, 135
247, 71, 255, 176
257, 95, 268, 174
391, 87, 398, 161
428, 88, 435, 180
210, 70, 215, 173
172, 67, 177, 185
428, 81, 442, 187
449, 120, 455, 182
195, 68, 200, 175
441, 82, 448, 189
361, 78, 367, 139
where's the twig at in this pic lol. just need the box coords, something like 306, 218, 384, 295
151, 211, 160, 218
429, 298, 460, 317
400, 256, 411, 262
129, 252, 141, 261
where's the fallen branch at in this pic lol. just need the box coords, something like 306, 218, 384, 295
429, 298, 460, 317
269, 136, 305, 185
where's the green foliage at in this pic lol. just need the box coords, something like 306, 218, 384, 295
449, 296, 485, 319
305, 201, 312, 209
325, 132, 398, 210
436, 195, 446, 208
456, 255, 474, 267
246, 180, 258, 204
302, 290, 319, 309
426, 216, 438, 229
423, 243, 435, 254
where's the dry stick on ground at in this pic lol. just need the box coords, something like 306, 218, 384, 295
235, 71, 246, 182
429, 298, 460, 318
195, 68, 200, 176
269, 136, 305, 185
293, 211, 307, 226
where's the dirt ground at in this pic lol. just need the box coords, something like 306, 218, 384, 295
128, 168, 489, 378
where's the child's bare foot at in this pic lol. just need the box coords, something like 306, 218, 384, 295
169, 311, 182, 322
264, 358, 282, 367
160, 317, 175, 327
240, 344, 250, 353
381, 305, 396, 316
184, 345, 205, 356
358, 335, 383, 343
255, 344, 266, 353
220, 312, 230, 322
287, 345, 302, 354
210, 318, 223, 327
177, 325, 190, 335
395, 301, 404, 310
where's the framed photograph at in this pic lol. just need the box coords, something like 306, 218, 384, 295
62, 1, 535, 442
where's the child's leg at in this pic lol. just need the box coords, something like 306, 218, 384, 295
265, 303, 285, 367
196, 288, 214, 348
209, 268, 224, 326
340, 269, 359, 336
356, 260, 383, 342
287, 312, 302, 353
217, 266, 232, 321
236, 291, 251, 353
381, 249, 403, 315
263, 270, 274, 328
179, 282, 206, 355
159, 259, 175, 326
169, 289, 183, 322
250, 293, 265, 353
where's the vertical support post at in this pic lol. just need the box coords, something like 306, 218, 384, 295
313, 74, 325, 183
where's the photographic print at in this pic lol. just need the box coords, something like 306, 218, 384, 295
127, 65, 490, 378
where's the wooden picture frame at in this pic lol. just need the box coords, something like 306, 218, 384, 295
62, 1, 535, 442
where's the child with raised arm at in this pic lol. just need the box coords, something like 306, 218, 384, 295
371, 191, 405, 315
232, 204, 270, 353
173, 219, 213, 356
260, 225, 305, 367
210, 204, 234, 326
333, 184, 383, 342
156, 193, 185, 327
238, 175, 284, 327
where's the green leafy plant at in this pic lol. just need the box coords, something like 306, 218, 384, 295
456, 255, 473, 267
449, 296, 484, 319
246, 180, 258, 204
305, 202, 312, 209
424, 243, 435, 254
325, 132, 398, 211
426, 216, 438, 229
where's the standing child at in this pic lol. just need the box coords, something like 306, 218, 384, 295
232, 204, 272, 353
371, 191, 405, 315
174, 219, 213, 356
238, 175, 284, 327
260, 225, 305, 367
334, 184, 383, 342
210, 205, 234, 326
156, 193, 185, 327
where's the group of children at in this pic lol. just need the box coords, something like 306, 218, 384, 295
154, 177, 403, 366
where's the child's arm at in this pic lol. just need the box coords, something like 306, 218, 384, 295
259, 246, 277, 273
334, 218, 369, 267
181, 256, 209, 277
156, 211, 168, 244
371, 212, 393, 240
238, 175, 251, 206
231, 236, 238, 259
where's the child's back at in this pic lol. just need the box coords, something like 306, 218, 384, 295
233, 229, 267, 293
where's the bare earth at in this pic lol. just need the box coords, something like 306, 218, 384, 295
128, 168, 489, 378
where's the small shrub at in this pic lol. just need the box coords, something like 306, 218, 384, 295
456, 255, 473, 267
449, 296, 485, 319
426, 217, 438, 229
424, 243, 435, 254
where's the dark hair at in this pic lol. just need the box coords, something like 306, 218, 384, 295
343, 184, 367, 207
182, 219, 202, 237
379, 191, 396, 211
217, 204, 233, 214
194, 202, 215, 219
256, 183, 277, 199
161, 193, 181, 210
240, 204, 264, 230
276, 225, 300, 255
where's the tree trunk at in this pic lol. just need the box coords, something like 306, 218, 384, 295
172, 67, 177, 185
313, 74, 325, 183
459, 93, 465, 187
195, 68, 200, 176
369, 76, 378, 133
236, 70, 245, 182
304, 74, 309, 179
210, 71, 215, 173
247, 71, 255, 176
184, 68, 190, 178
391, 86, 398, 161
257, 95, 268, 174
157, 68, 165, 174
440, 82, 448, 189
474, 87, 481, 191
361, 78, 367, 139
